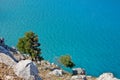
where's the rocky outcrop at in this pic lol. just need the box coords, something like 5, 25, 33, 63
0, 45, 19, 68
13, 51, 26, 61
49, 69, 63, 76
0, 41, 42, 80
72, 68, 86, 75
0, 46, 18, 62
39, 60, 58, 71
71, 68, 87, 80
0, 38, 120, 80
0, 63, 23, 80
97, 73, 118, 80
14, 60, 41, 80
0, 53, 17, 68
71, 75, 86, 80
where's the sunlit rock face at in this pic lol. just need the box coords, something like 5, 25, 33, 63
97, 73, 118, 80
14, 60, 41, 80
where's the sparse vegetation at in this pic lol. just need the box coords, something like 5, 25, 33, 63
17, 31, 43, 61
59, 55, 75, 68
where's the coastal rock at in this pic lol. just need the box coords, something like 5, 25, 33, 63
13, 51, 26, 61
49, 69, 63, 76
86, 76, 96, 80
71, 75, 86, 80
0, 53, 17, 68
0, 46, 18, 62
72, 68, 86, 75
40, 60, 52, 70
40, 60, 51, 66
14, 60, 41, 80
97, 73, 118, 80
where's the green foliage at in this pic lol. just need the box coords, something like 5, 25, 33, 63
59, 55, 75, 68
17, 31, 43, 61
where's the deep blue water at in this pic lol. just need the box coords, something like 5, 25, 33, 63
0, 0, 120, 78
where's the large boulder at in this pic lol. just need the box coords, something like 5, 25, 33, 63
97, 73, 118, 80
14, 60, 41, 80
0, 46, 18, 62
0, 53, 17, 68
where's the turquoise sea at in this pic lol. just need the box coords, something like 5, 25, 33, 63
0, 0, 120, 78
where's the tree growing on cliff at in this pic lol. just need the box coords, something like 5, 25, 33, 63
17, 31, 43, 61
59, 55, 75, 68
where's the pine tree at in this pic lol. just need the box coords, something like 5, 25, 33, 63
17, 31, 43, 61
59, 55, 75, 68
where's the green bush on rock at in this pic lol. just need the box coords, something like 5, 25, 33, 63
59, 55, 75, 68
17, 31, 43, 61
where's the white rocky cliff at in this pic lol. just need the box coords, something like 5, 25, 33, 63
14, 60, 41, 80
0, 38, 42, 80
97, 73, 119, 80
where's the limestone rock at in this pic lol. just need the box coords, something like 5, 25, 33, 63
40, 60, 50, 66
0, 53, 17, 68
72, 68, 86, 75
97, 73, 118, 80
71, 75, 86, 80
13, 51, 26, 61
86, 76, 96, 80
14, 60, 41, 80
0, 46, 18, 62
49, 69, 63, 76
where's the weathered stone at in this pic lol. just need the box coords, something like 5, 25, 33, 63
72, 68, 86, 75
40, 60, 50, 65
14, 60, 41, 80
0, 46, 18, 62
71, 75, 86, 80
0, 53, 17, 68
49, 69, 63, 76
97, 73, 118, 80
13, 51, 25, 61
